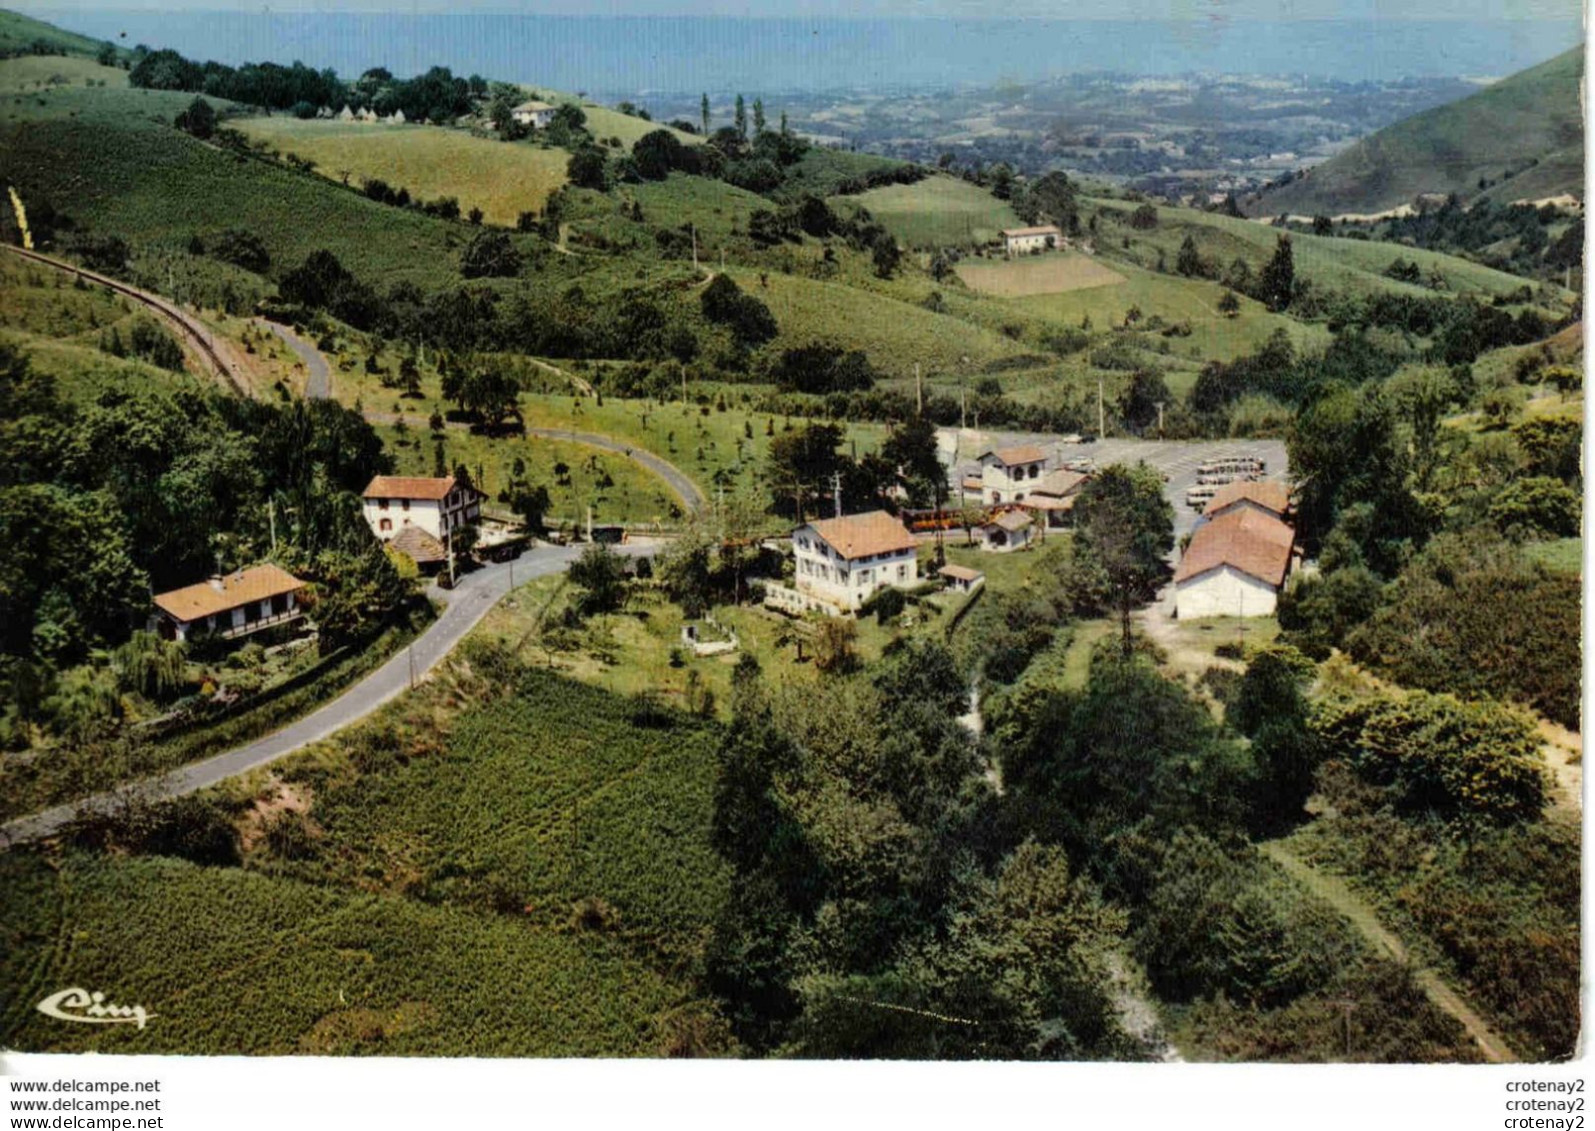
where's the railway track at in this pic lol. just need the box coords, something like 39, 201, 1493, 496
3, 243, 247, 395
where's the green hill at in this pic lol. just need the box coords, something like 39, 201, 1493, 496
0, 8, 119, 59
1250, 46, 1584, 218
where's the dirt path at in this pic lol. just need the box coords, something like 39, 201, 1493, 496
1261, 842, 1518, 1064
1536, 719, 1582, 821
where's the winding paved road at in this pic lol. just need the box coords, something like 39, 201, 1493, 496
260, 319, 332, 399
262, 324, 704, 512
0, 544, 664, 847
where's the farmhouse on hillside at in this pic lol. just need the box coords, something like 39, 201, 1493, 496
1173, 506, 1296, 619
972, 444, 1049, 504
512, 100, 557, 128
361, 474, 484, 543
1001, 225, 1064, 256
771, 510, 920, 614
152, 564, 306, 643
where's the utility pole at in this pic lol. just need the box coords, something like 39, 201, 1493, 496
1330, 998, 1357, 1060
408, 642, 416, 690
832, 471, 843, 519
691, 224, 699, 272
1097, 378, 1105, 439
1155, 400, 1166, 438
915, 363, 923, 415
267, 499, 276, 555
447, 523, 456, 588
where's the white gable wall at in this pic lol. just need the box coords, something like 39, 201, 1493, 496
1174, 564, 1279, 620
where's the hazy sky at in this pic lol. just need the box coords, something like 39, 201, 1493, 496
18, 0, 1586, 19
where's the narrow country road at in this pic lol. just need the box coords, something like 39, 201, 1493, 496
0, 543, 651, 848
264, 324, 704, 513
260, 319, 332, 399
1261, 842, 1519, 1064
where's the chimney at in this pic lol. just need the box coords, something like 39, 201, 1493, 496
209, 574, 225, 593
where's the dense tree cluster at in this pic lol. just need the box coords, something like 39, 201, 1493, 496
132, 48, 475, 123
0, 342, 405, 745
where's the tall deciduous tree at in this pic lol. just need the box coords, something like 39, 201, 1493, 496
1072, 463, 1173, 656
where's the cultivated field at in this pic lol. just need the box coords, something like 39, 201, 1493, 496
233, 118, 570, 226
955, 252, 1128, 297
832, 174, 1021, 248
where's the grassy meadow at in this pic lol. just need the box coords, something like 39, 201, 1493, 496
832, 174, 1022, 248
232, 117, 571, 226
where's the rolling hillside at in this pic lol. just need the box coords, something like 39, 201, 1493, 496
1250, 45, 1584, 218
0, 8, 117, 58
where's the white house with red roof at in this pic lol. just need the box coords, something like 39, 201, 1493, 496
788, 510, 920, 612
361, 474, 483, 543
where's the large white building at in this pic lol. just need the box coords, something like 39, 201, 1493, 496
511, 100, 557, 128
790, 510, 920, 613
973, 445, 1049, 504
361, 475, 483, 543
1000, 225, 1063, 255
1173, 506, 1296, 619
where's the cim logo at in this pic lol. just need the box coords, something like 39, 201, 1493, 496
36, 988, 154, 1031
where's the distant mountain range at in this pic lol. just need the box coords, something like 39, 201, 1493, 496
1248, 46, 1584, 219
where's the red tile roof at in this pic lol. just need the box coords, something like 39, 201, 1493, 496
362, 475, 458, 501
1034, 469, 1088, 497
1174, 508, 1295, 587
979, 444, 1048, 467
805, 511, 919, 560
153, 564, 304, 623
1204, 479, 1291, 518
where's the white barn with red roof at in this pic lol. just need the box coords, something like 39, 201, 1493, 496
361, 474, 483, 543
1173, 507, 1296, 620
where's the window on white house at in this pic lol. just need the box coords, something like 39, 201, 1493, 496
379, 498, 390, 510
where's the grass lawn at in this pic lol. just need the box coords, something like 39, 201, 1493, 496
734, 265, 1035, 379
232, 117, 570, 227
832, 175, 1021, 249
1523, 537, 1582, 575
0, 54, 126, 91
1006, 258, 1333, 366
378, 423, 689, 528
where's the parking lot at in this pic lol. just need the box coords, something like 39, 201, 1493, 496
939, 428, 1289, 539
